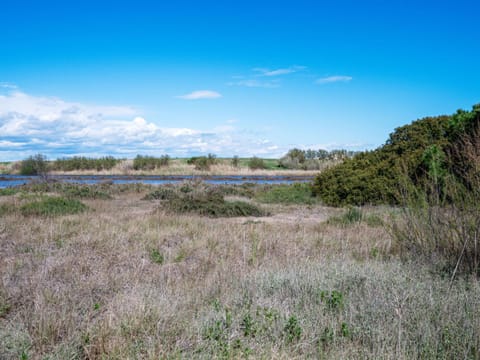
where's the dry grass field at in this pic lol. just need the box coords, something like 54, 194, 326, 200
1, 183, 479, 359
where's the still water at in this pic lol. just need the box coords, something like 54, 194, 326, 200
0, 174, 313, 188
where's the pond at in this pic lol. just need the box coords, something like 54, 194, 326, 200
0, 174, 315, 188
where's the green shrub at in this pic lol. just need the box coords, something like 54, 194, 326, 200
133, 155, 169, 170
231, 155, 240, 168
20, 197, 87, 217
248, 157, 266, 170
149, 249, 165, 264
60, 184, 111, 199
162, 186, 265, 218
283, 316, 302, 343
216, 183, 256, 198
142, 187, 177, 200
313, 113, 454, 206
256, 183, 316, 204
53, 156, 119, 171
187, 154, 217, 171
386, 105, 480, 277
166, 195, 264, 218
20, 154, 49, 176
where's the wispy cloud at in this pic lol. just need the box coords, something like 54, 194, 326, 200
316, 75, 353, 84
176, 90, 222, 100
0, 88, 286, 160
229, 65, 306, 88
254, 65, 306, 77
0, 82, 18, 90
227, 79, 280, 88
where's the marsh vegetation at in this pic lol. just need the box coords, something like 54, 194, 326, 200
1, 105, 479, 358
0, 181, 479, 359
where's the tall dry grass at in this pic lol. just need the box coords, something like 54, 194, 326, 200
0, 187, 479, 359
43, 159, 320, 176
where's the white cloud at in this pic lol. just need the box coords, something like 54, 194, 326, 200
0, 88, 285, 160
0, 140, 25, 147
254, 65, 306, 77
176, 90, 222, 100
316, 75, 353, 84
228, 65, 305, 89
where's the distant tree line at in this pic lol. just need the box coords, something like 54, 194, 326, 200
133, 155, 170, 170
18, 150, 356, 175
52, 156, 119, 171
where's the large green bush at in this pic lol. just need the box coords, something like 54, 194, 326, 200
187, 154, 217, 171
312, 112, 457, 206
20, 154, 49, 176
248, 157, 266, 170
311, 103, 480, 277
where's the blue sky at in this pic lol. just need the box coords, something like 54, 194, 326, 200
1, 0, 479, 160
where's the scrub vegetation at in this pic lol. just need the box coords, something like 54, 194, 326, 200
1, 105, 479, 358
0, 179, 479, 359
314, 104, 480, 278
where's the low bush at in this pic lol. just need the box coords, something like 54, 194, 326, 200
255, 183, 315, 204
61, 184, 111, 199
142, 187, 177, 200
20, 196, 87, 217
147, 183, 266, 217
166, 192, 265, 218
216, 183, 256, 198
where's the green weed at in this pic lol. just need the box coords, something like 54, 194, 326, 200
149, 249, 165, 264
320, 290, 344, 311
142, 187, 176, 200
327, 207, 383, 227
283, 315, 302, 343
0, 188, 17, 196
